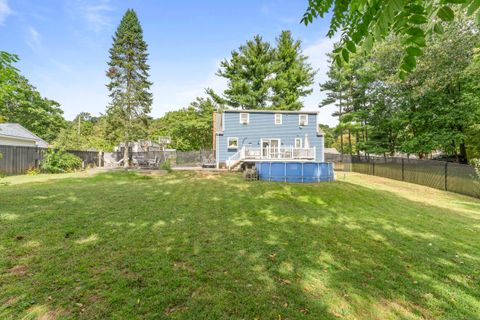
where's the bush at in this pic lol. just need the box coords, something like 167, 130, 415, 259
26, 167, 41, 176
472, 159, 480, 179
160, 159, 172, 172
41, 150, 83, 173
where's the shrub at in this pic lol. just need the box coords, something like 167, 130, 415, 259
41, 150, 83, 173
160, 159, 172, 172
472, 159, 480, 179
26, 167, 41, 176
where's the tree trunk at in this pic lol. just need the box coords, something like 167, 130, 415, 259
123, 141, 129, 168
339, 96, 344, 154
348, 129, 352, 155
459, 141, 468, 164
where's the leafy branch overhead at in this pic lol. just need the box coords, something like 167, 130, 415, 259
302, 0, 480, 78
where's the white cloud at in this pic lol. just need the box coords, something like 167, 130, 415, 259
81, 0, 114, 32
0, 0, 13, 26
25, 26, 42, 51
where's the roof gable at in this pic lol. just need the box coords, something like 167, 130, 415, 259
0, 123, 49, 147
223, 109, 318, 115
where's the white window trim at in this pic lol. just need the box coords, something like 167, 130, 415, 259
274, 113, 282, 125
261, 138, 281, 158
294, 138, 302, 149
299, 114, 308, 126
239, 113, 249, 124
227, 137, 239, 149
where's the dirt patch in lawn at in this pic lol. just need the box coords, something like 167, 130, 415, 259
173, 260, 196, 273
164, 304, 188, 316
8, 265, 27, 275
2, 296, 20, 308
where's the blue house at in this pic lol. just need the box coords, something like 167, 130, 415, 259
213, 110, 325, 169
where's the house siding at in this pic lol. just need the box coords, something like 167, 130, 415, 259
216, 111, 324, 164
0, 135, 37, 147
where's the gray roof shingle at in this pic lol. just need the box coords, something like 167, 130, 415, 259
0, 123, 49, 147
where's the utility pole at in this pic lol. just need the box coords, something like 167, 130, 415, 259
77, 114, 81, 147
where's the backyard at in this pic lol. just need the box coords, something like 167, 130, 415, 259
1, 170, 479, 319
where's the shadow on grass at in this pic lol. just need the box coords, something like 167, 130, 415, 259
0, 171, 479, 319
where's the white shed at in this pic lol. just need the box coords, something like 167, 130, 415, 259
0, 123, 49, 147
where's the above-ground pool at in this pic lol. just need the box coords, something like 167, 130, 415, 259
256, 162, 334, 183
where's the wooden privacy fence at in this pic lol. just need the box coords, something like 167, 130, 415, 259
350, 155, 480, 198
0, 145, 100, 175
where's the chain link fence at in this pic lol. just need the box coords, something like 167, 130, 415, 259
348, 155, 479, 198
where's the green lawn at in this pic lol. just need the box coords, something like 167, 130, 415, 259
1, 171, 479, 319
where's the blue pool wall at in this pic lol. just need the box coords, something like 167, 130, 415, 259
256, 162, 334, 183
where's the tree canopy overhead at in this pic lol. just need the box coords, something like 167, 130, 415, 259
302, 0, 480, 77
320, 15, 480, 162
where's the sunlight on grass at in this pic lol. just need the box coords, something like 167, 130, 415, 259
344, 172, 480, 219
231, 213, 254, 226
22, 241, 41, 248
0, 171, 479, 319
152, 220, 166, 228
0, 213, 19, 221
75, 234, 99, 245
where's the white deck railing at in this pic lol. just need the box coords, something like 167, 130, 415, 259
227, 146, 316, 169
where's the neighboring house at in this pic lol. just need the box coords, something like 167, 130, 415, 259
0, 123, 48, 148
213, 110, 325, 169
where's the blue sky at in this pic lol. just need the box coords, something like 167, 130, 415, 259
0, 0, 337, 125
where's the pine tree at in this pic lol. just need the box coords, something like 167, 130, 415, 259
215, 31, 316, 111
106, 9, 152, 167
216, 35, 274, 109
271, 31, 316, 110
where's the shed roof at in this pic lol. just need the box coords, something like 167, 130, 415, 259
0, 123, 49, 147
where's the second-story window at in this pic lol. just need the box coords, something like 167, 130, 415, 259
239, 113, 249, 124
299, 114, 308, 126
274, 113, 282, 125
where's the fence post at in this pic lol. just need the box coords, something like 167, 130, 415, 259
372, 158, 375, 176
402, 158, 405, 181
12, 146, 17, 175
444, 162, 448, 191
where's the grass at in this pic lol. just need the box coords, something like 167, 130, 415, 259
1, 170, 479, 319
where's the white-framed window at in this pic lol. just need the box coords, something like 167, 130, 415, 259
274, 113, 282, 125
294, 138, 302, 148
299, 114, 308, 126
227, 137, 238, 149
239, 113, 249, 124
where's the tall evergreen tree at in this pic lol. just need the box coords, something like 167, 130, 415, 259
217, 35, 274, 109
271, 31, 316, 110
106, 9, 152, 167
215, 31, 315, 110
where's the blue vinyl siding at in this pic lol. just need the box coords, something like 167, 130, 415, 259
216, 111, 324, 163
